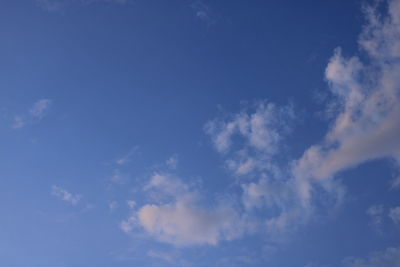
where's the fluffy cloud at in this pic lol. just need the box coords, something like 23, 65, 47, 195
121, 173, 246, 246
138, 195, 243, 246
205, 101, 295, 176
51, 185, 81, 205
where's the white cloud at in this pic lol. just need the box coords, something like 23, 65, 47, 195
122, 173, 247, 246
51, 185, 81, 205
389, 206, 400, 224
294, 0, 400, 204
205, 101, 295, 178
205, 101, 294, 154
138, 195, 243, 246
343, 246, 400, 267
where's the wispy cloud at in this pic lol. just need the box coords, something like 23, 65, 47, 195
29, 99, 52, 119
109, 200, 119, 212
51, 185, 81, 205
13, 99, 52, 129
367, 205, 385, 232
190, 1, 216, 26
126, 200, 136, 209
115, 146, 139, 165
12, 115, 26, 129
389, 206, 400, 224
110, 169, 130, 185
166, 154, 179, 169
147, 249, 176, 263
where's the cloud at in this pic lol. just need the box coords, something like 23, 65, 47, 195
294, 0, 400, 204
122, 0, 400, 247
115, 146, 139, 165
126, 200, 136, 209
190, 1, 216, 26
166, 155, 179, 169
109, 201, 118, 211
241, 175, 293, 211
110, 169, 130, 185
12, 115, 26, 129
29, 99, 51, 119
138, 196, 243, 246
343, 246, 400, 267
203, 0, 400, 236
389, 206, 400, 224
12, 99, 52, 129
144, 173, 188, 197
51, 185, 81, 205
367, 205, 385, 231
205, 101, 295, 176
122, 173, 247, 246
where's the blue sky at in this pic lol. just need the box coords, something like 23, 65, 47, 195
1, 0, 400, 266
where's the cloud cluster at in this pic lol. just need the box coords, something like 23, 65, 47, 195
120, 0, 400, 248
205, 101, 295, 176
204, 0, 400, 236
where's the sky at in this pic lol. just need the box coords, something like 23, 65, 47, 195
1, 0, 400, 266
